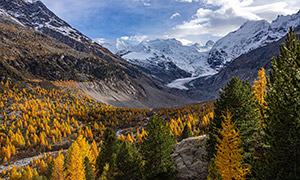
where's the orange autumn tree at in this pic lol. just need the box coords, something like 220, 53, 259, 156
213, 112, 249, 180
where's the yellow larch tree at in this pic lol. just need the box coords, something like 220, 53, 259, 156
51, 151, 66, 180
39, 159, 47, 175
118, 134, 125, 141
24, 165, 33, 179
91, 140, 98, 160
214, 112, 249, 180
253, 67, 267, 126
253, 67, 267, 109
127, 133, 133, 144
66, 141, 85, 180
76, 135, 95, 166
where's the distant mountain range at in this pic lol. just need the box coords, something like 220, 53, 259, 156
97, 10, 300, 86
95, 38, 216, 83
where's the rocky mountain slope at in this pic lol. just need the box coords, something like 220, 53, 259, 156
0, 0, 144, 77
95, 38, 216, 83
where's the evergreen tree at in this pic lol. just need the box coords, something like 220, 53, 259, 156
179, 123, 192, 141
96, 128, 119, 179
141, 116, 176, 180
212, 112, 249, 180
116, 141, 144, 180
205, 77, 259, 163
84, 157, 95, 180
46, 159, 55, 180
257, 28, 300, 179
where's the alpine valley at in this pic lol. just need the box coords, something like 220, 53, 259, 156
1, 0, 299, 104
97, 10, 300, 100
0, 0, 300, 180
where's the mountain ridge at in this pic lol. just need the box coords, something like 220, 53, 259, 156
208, 10, 300, 70
96, 10, 300, 87
95, 38, 216, 83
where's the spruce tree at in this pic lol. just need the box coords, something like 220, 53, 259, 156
179, 123, 192, 141
84, 157, 95, 180
116, 141, 144, 180
205, 77, 259, 163
257, 28, 300, 179
96, 128, 119, 179
141, 116, 176, 180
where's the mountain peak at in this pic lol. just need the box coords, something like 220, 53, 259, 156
208, 10, 300, 70
0, 0, 89, 43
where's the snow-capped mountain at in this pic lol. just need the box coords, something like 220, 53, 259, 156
95, 38, 216, 79
94, 38, 133, 54
0, 0, 89, 42
96, 10, 300, 83
208, 10, 300, 70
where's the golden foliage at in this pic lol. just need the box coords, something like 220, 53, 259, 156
214, 112, 249, 180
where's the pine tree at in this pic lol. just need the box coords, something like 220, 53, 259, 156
116, 141, 144, 180
84, 157, 95, 180
179, 123, 192, 141
257, 28, 300, 179
141, 116, 176, 180
205, 77, 259, 164
212, 112, 249, 180
96, 128, 119, 179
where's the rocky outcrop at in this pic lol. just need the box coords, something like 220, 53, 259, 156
173, 135, 208, 180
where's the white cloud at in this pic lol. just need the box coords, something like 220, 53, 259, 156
170, 13, 181, 19
167, 0, 300, 44
120, 35, 148, 43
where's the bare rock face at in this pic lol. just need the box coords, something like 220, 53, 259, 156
172, 135, 208, 180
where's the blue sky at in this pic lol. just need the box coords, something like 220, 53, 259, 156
41, 0, 300, 45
